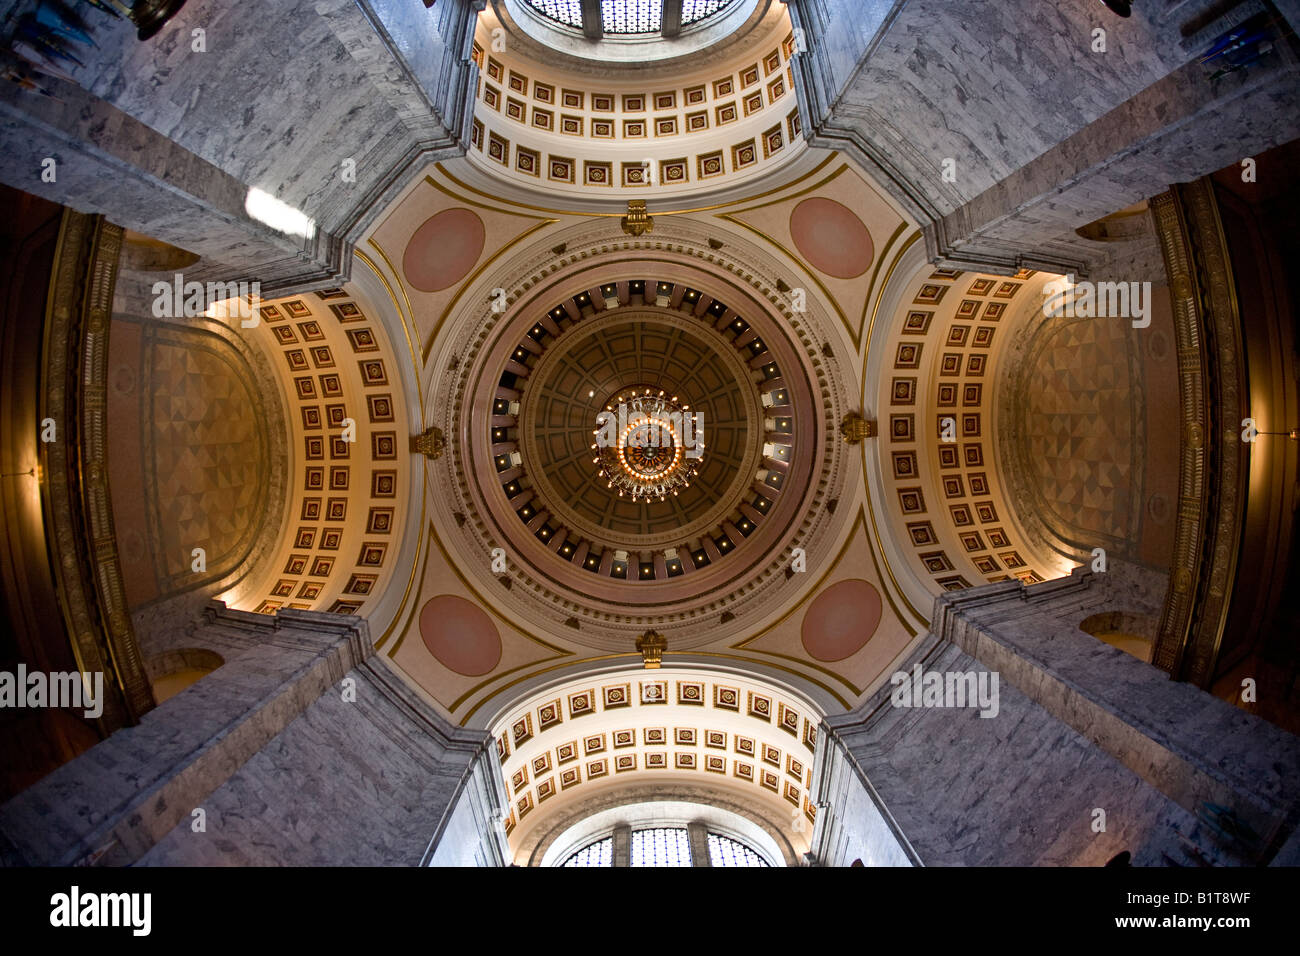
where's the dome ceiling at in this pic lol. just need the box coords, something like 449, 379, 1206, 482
346, 152, 931, 721
472, 270, 813, 607
519, 311, 758, 541
469, 2, 806, 202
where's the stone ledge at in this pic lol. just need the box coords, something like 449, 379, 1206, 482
0, 607, 372, 865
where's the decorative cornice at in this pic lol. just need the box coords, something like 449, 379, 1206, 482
428, 215, 852, 648
1149, 181, 1247, 685
40, 211, 155, 728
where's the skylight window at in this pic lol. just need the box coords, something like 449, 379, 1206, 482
682, 0, 735, 25
524, 0, 740, 35
527, 0, 583, 29
602, 0, 661, 33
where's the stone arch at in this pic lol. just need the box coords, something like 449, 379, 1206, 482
107, 311, 289, 656
1079, 610, 1158, 663
144, 647, 226, 703
525, 784, 797, 866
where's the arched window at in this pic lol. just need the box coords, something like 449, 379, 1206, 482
561, 836, 613, 867
630, 827, 692, 866
556, 818, 774, 867
707, 832, 769, 867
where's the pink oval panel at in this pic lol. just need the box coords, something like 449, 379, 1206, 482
801, 578, 883, 662
402, 208, 486, 293
419, 594, 502, 676
789, 198, 874, 279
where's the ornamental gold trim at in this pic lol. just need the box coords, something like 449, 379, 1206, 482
1149, 180, 1246, 685
40, 210, 155, 729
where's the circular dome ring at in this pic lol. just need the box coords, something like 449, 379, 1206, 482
518, 307, 764, 549
462, 256, 819, 610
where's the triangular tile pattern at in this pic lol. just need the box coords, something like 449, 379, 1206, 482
148, 341, 267, 583
1023, 319, 1136, 543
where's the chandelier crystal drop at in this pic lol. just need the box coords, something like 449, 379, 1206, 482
591, 388, 705, 503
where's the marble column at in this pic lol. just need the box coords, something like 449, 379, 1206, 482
0, 603, 503, 866
687, 821, 711, 867
785, 0, 1300, 275
809, 569, 1300, 865
0, 0, 483, 296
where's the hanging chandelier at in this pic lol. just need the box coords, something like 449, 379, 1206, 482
591, 388, 705, 503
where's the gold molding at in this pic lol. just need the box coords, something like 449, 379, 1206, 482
353, 246, 424, 420
715, 212, 853, 345
859, 221, 912, 340
417, 219, 558, 364
722, 160, 851, 214
858, 229, 927, 630
386, 514, 573, 720
1149, 181, 1246, 685
39, 211, 154, 729
433, 152, 841, 220
730, 507, 906, 698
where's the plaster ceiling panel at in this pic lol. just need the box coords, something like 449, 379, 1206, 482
735, 510, 917, 702
367, 175, 559, 357
387, 534, 571, 717
719, 160, 911, 352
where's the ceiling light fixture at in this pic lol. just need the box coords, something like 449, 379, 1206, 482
592, 390, 704, 503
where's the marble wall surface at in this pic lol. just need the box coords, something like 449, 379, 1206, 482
0, 0, 482, 294
813, 569, 1300, 865
140, 656, 502, 866
808, 724, 916, 867
787, 0, 1300, 274
0, 604, 499, 866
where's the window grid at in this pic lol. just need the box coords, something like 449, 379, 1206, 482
526, 0, 739, 34
707, 832, 769, 867
601, 0, 662, 33
527, 0, 584, 29
562, 836, 614, 866
682, 0, 737, 25
630, 827, 692, 866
